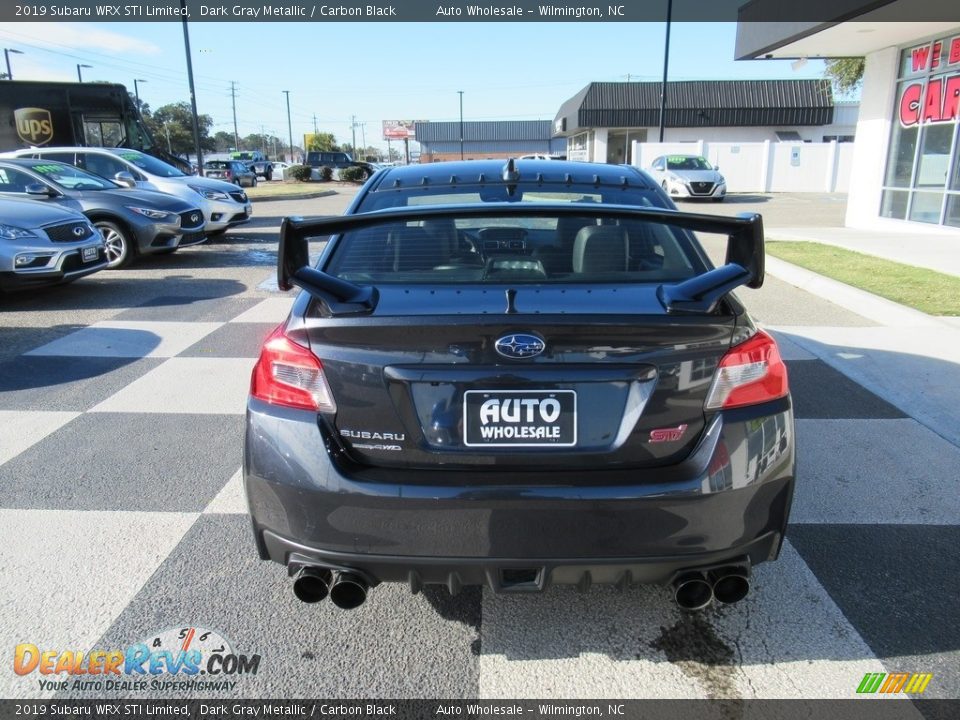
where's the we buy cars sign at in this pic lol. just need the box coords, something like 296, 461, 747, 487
898, 35, 960, 126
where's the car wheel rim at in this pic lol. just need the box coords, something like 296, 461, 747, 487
101, 228, 125, 264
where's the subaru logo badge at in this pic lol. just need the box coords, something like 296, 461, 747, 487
495, 334, 545, 360
71, 226, 86, 237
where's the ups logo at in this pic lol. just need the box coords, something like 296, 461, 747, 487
14, 108, 54, 146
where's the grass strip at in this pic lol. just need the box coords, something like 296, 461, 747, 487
766, 240, 960, 316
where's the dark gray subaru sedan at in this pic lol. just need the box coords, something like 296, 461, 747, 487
244, 160, 795, 612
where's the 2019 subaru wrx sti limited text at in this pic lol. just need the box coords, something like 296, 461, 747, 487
244, 160, 795, 611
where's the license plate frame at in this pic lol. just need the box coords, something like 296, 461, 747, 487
463, 389, 577, 448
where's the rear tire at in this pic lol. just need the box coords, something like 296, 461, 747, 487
250, 176, 258, 187
265, 169, 273, 182
95, 220, 135, 269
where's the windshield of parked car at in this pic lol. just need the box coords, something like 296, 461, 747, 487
323, 209, 704, 286
26, 162, 119, 191
666, 156, 713, 171
111, 150, 186, 178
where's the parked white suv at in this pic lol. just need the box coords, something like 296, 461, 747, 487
0, 147, 253, 236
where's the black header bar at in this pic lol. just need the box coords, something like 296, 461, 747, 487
3, 0, 960, 23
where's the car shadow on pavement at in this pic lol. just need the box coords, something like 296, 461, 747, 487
0, 277, 249, 311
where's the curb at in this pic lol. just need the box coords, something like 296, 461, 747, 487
249, 189, 338, 203
764, 255, 954, 329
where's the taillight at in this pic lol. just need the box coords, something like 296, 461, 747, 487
250, 325, 336, 412
704, 330, 788, 410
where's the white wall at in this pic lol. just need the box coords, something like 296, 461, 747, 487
632, 139, 853, 193
845, 46, 899, 229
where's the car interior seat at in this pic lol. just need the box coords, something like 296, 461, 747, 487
572, 226, 630, 274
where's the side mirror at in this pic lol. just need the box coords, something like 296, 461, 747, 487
113, 171, 137, 188
714, 164, 720, 171
25, 183, 54, 197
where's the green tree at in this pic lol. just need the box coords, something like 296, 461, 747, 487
824, 58, 865, 96
212, 131, 235, 152
305, 132, 338, 152
144, 102, 215, 156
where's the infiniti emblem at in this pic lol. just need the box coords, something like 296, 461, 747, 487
72, 226, 86, 237
190, 213, 200, 224
495, 334, 545, 360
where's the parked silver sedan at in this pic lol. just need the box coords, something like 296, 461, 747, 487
0, 197, 107, 292
647, 154, 727, 201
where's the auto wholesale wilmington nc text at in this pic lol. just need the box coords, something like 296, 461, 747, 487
436, 5, 617, 17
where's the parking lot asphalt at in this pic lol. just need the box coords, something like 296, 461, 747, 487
0, 190, 956, 703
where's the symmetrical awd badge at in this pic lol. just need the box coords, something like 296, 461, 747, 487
495, 334, 545, 359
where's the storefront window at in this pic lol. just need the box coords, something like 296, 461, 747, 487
881, 190, 909, 220
881, 33, 960, 228
884, 121, 918, 187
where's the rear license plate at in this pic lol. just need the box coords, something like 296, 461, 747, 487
463, 390, 576, 447
81, 246, 99, 263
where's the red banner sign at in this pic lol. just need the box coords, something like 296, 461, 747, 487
898, 75, 960, 126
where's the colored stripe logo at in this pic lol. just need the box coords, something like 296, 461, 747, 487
857, 672, 933, 694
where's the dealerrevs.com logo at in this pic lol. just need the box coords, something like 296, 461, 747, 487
13, 626, 261, 693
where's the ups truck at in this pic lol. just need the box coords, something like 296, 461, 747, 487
0, 80, 191, 172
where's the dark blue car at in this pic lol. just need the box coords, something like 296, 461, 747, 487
244, 159, 795, 612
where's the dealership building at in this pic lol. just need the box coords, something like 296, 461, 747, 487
737, 9, 960, 233
552, 79, 858, 165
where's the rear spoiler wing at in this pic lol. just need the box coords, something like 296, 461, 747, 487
278, 203, 764, 316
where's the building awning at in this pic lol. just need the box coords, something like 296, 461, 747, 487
553, 80, 835, 136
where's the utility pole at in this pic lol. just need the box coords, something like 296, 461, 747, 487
229, 81, 240, 150
181, 0, 203, 173
3, 48, 23, 80
360, 122, 366, 159
658, 0, 673, 143
283, 90, 294, 163
133, 78, 147, 108
350, 115, 357, 159
312, 114, 318, 135
77, 64, 92, 82
387, 137, 392, 162
458, 90, 464, 160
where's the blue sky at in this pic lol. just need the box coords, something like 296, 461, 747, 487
0, 21, 827, 150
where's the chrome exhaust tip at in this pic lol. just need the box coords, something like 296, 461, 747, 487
673, 574, 714, 611
292, 567, 333, 604
329, 572, 368, 610
711, 571, 750, 605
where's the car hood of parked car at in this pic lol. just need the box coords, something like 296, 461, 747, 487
71, 187, 198, 211
167, 175, 244, 194
668, 169, 724, 183
0, 196, 90, 228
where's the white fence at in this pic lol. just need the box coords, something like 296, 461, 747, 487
631, 140, 855, 193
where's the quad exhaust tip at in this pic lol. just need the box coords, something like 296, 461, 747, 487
711, 570, 750, 605
673, 574, 714, 611
292, 567, 333, 604
329, 572, 368, 610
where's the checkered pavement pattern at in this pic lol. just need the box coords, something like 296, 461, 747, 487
0, 291, 957, 703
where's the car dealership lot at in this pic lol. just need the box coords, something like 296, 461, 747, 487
0, 191, 956, 701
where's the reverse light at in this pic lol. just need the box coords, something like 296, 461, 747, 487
704, 330, 789, 410
250, 325, 336, 412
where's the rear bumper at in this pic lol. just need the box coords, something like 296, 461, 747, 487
244, 398, 795, 589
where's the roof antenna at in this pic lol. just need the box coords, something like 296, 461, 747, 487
502, 158, 520, 182
505, 288, 518, 314
503, 158, 520, 196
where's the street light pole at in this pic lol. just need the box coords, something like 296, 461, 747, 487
77, 64, 92, 82
657, 0, 673, 143
283, 91, 294, 163
180, 0, 204, 173
4, 48, 23, 80
458, 90, 464, 160
133, 78, 147, 107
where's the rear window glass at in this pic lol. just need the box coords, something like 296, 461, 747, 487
322, 211, 703, 285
